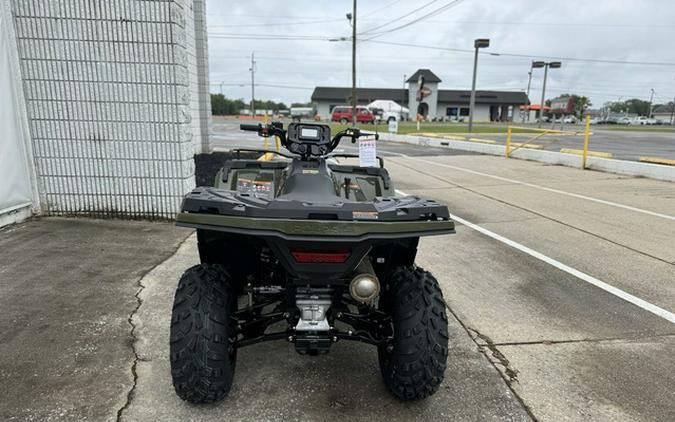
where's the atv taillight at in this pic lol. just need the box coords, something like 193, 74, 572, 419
291, 250, 350, 263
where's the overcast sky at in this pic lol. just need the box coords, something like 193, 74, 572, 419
205, 0, 675, 108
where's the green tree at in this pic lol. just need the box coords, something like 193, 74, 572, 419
608, 98, 651, 116
211, 94, 261, 116
210, 94, 228, 115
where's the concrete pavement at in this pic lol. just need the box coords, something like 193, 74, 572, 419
0, 218, 188, 421
121, 235, 530, 421
1, 122, 674, 421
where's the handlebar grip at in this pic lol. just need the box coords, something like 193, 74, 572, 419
240, 123, 261, 132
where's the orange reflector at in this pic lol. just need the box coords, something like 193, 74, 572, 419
291, 250, 350, 263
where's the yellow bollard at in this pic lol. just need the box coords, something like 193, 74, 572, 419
505, 126, 512, 158
582, 115, 591, 169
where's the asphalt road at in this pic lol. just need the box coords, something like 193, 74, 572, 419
214, 118, 675, 161
1, 122, 673, 421
430, 127, 675, 162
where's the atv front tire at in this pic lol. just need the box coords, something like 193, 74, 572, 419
378, 266, 449, 400
170, 264, 237, 403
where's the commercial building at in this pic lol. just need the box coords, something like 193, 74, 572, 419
311, 69, 530, 122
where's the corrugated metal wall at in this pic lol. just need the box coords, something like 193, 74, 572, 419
10, 0, 211, 220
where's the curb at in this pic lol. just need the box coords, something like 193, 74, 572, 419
379, 133, 675, 183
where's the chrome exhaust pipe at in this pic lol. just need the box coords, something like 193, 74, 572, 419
349, 259, 380, 303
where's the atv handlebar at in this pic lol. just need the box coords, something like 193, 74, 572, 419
240, 123, 261, 132
238, 121, 378, 159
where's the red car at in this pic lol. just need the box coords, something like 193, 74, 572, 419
331, 106, 375, 124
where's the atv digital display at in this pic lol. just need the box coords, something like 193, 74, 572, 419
300, 127, 319, 140
285, 123, 332, 158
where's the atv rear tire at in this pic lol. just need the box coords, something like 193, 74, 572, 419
170, 264, 237, 403
378, 266, 449, 400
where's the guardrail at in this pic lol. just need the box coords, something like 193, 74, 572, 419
378, 128, 675, 183
506, 116, 593, 169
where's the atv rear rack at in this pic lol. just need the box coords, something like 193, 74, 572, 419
176, 213, 454, 242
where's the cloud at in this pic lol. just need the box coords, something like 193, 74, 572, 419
205, 0, 675, 107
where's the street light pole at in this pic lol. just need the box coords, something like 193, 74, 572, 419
538, 64, 548, 129
537, 61, 561, 128
350, 0, 357, 126
468, 38, 489, 133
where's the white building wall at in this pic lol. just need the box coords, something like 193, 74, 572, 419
436, 104, 491, 121
0, 0, 39, 227
315, 103, 331, 120
192, 0, 211, 152
9, 0, 209, 219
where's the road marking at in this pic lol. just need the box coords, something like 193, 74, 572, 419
383, 151, 675, 221
395, 189, 675, 325
640, 156, 675, 166
560, 148, 613, 158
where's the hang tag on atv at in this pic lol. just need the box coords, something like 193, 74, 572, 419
359, 139, 377, 167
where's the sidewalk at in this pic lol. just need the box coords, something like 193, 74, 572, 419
0, 218, 189, 421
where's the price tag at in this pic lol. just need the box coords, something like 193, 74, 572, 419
359, 139, 377, 167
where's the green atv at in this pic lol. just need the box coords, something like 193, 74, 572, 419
170, 122, 454, 402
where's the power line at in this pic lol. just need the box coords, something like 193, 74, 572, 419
208, 33, 338, 41
363, 40, 675, 66
208, 18, 340, 28
360, 0, 466, 40
358, 0, 440, 35
360, 0, 405, 18
357, 18, 675, 29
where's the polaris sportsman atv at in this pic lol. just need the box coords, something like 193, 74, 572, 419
170, 122, 454, 402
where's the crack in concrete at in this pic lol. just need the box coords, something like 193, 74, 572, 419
469, 328, 520, 384
440, 299, 538, 421
491, 332, 675, 347
115, 269, 145, 422
115, 234, 192, 422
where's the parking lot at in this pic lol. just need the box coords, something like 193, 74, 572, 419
1, 125, 674, 421
212, 117, 675, 162
464, 127, 675, 161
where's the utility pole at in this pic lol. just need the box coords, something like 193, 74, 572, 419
350, 0, 357, 126
524, 63, 534, 122
401, 74, 406, 119
250, 52, 256, 116
648, 88, 655, 118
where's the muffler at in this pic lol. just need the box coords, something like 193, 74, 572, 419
349, 258, 380, 303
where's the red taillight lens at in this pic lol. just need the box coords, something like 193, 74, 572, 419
291, 250, 350, 263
